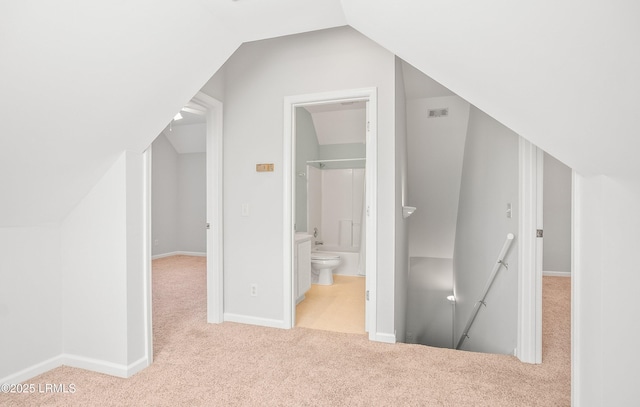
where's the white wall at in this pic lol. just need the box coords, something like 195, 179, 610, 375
394, 56, 409, 343
407, 96, 470, 258
0, 227, 62, 380
62, 153, 128, 364
1, 151, 147, 383
573, 174, 640, 405
406, 257, 453, 348
177, 153, 206, 253
221, 26, 397, 335
318, 143, 366, 170
164, 124, 207, 154
124, 151, 146, 370
295, 107, 320, 233
152, 135, 206, 256
200, 66, 226, 102
152, 134, 179, 255
61, 151, 146, 373
452, 106, 519, 355
543, 153, 571, 273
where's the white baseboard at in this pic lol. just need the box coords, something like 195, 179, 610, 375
223, 313, 287, 329
152, 251, 206, 260
543, 270, 571, 277
0, 355, 64, 385
0, 354, 148, 385
62, 354, 149, 378
371, 332, 396, 344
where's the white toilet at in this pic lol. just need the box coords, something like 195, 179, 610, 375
310, 252, 342, 285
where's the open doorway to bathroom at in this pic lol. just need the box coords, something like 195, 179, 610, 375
285, 88, 378, 338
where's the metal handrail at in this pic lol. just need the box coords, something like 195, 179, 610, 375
455, 233, 515, 350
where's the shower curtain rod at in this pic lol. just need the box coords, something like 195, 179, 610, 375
306, 158, 366, 164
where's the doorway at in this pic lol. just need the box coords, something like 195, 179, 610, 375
283, 88, 378, 340
143, 92, 224, 362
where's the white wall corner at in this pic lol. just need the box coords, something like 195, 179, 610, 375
372, 332, 397, 344
0, 355, 64, 385
61, 354, 149, 379
0, 354, 150, 385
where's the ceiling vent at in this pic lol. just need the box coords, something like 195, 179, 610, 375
427, 108, 449, 118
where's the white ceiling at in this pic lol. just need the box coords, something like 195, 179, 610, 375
1, 0, 639, 226
342, 0, 640, 176
304, 102, 366, 145
0, 0, 346, 226
161, 109, 207, 153
173, 110, 206, 126
163, 122, 207, 154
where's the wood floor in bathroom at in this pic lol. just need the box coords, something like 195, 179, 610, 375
295, 275, 366, 335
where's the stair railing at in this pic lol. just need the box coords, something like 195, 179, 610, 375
455, 233, 515, 350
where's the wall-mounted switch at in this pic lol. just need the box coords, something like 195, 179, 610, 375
241, 203, 250, 217
506, 203, 512, 218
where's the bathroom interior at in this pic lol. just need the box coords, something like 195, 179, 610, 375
293, 101, 368, 335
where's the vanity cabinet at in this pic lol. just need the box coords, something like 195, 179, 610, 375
294, 234, 312, 303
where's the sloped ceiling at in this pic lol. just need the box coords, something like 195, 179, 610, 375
1, 0, 639, 226
0, 0, 346, 226
341, 0, 640, 177
163, 123, 207, 154
304, 102, 366, 145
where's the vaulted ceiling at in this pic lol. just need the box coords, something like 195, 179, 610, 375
1, 0, 639, 226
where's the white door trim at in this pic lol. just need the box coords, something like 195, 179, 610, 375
570, 170, 580, 406
517, 137, 543, 363
283, 87, 378, 340
191, 91, 225, 324
142, 147, 153, 365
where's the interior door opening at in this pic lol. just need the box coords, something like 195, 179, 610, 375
144, 92, 224, 363
284, 88, 378, 340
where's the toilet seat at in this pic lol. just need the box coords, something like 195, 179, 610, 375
311, 252, 340, 261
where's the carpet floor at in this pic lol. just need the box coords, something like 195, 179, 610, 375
3, 256, 571, 406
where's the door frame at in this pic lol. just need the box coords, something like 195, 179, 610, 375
517, 137, 544, 363
143, 92, 224, 362
192, 92, 225, 324
283, 87, 378, 339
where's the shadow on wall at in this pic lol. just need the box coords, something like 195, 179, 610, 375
406, 257, 454, 348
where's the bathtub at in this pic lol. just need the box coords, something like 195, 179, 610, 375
313, 245, 363, 276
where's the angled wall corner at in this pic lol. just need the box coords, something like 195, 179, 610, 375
60, 151, 147, 374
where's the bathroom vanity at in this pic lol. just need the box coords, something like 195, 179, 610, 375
294, 233, 312, 303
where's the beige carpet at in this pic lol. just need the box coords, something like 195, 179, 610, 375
3, 256, 570, 406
